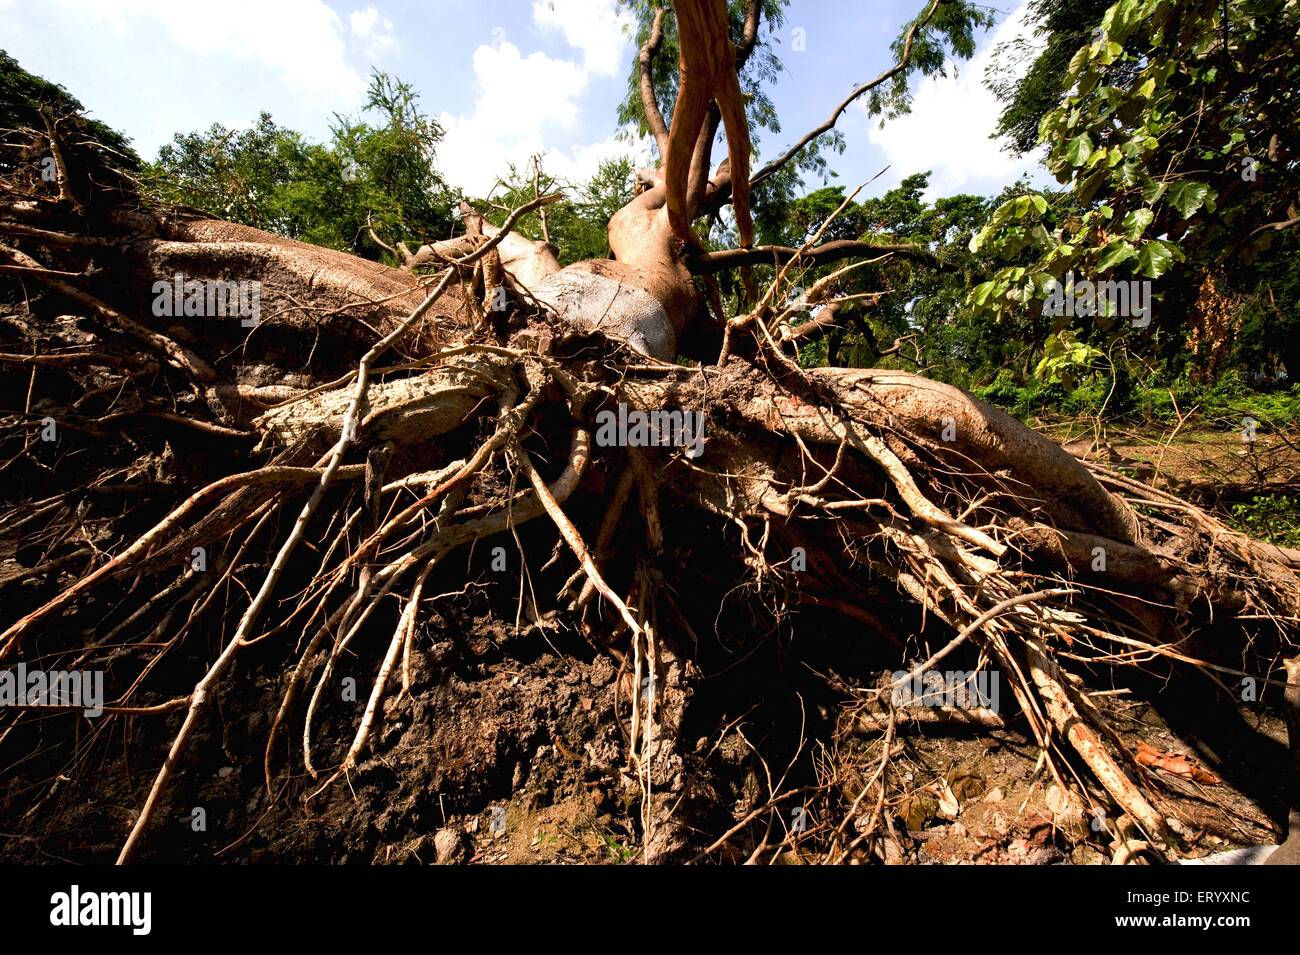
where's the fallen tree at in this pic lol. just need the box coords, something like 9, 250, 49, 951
1, 0, 1297, 864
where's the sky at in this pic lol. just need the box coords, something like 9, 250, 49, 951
0, 0, 1048, 202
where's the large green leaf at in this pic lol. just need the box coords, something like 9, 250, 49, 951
1136, 239, 1176, 278
1121, 208, 1154, 240
969, 280, 997, 306
1101, 0, 1143, 45
1097, 240, 1137, 271
1064, 133, 1094, 167
1165, 180, 1210, 218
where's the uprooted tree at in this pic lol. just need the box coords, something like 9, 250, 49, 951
1, 0, 1298, 864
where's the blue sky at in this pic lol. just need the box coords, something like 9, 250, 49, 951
1, 0, 1046, 201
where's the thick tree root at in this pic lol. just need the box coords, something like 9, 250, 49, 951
3, 122, 1297, 864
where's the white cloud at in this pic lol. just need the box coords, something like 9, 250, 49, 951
477, 41, 589, 132
438, 0, 638, 195
866, 2, 1044, 196
539, 132, 651, 189
349, 6, 379, 33
437, 40, 585, 193
349, 6, 398, 62
531, 0, 633, 77
439, 106, 649, 199
50, 0, 374, 110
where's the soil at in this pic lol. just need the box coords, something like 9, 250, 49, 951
1, 390, 1296, 864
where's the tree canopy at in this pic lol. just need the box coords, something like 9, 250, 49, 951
970, 0, 1300, 387
147, 69, 456, 257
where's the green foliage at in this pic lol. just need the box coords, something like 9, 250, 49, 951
145, 65, 639, 268
1229, 495, 1300, 548
1162, 371, 1300, 427
330, 71, 455, 248
969, 0, 1300, 387
867, 2, 998, 118
0, 49, 140, 169
148, 113, 315, 231
1034, 329, 1104, 386
973, 369, 1110, 420
146, 69, 455, 259
748, 172, 1065, 389
727, 168, 1086, 394
1231, 238, 1300, 382
974, 360, 1300, 429
598, 829, 639, 863
797, 334, 827, 369
477, 156, 637, 266
987, 0, 1119, 154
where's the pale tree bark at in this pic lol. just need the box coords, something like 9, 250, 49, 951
2, 0, 1298, 865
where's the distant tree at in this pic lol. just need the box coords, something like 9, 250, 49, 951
147, 69, 454, 259
148, 113, 316, 232
970, 0, 1300, 382
329, 70, 455, 251
618, 0, 995, 249
482, 155, 637, 266
774, 174, 1043, 386
0, 49, 140, 168
985, 0, 1118, 155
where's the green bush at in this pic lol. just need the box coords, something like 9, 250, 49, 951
1228, 495, 1300, 548
1129, 370, 1300, 429
973, 369, 1112, 421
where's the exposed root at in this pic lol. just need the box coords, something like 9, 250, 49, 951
3, 106, 1297, 866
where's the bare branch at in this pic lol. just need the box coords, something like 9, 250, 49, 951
689, 238, 938, 273
749, 0, 945, 189
639, 7, 671, 159
1250, 213, 1300, 237
366, 213, 415, 267
735, 0, 762, 67
531, 154, 552, 245
667, 0, 752, 245
457, 192, 563, 265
